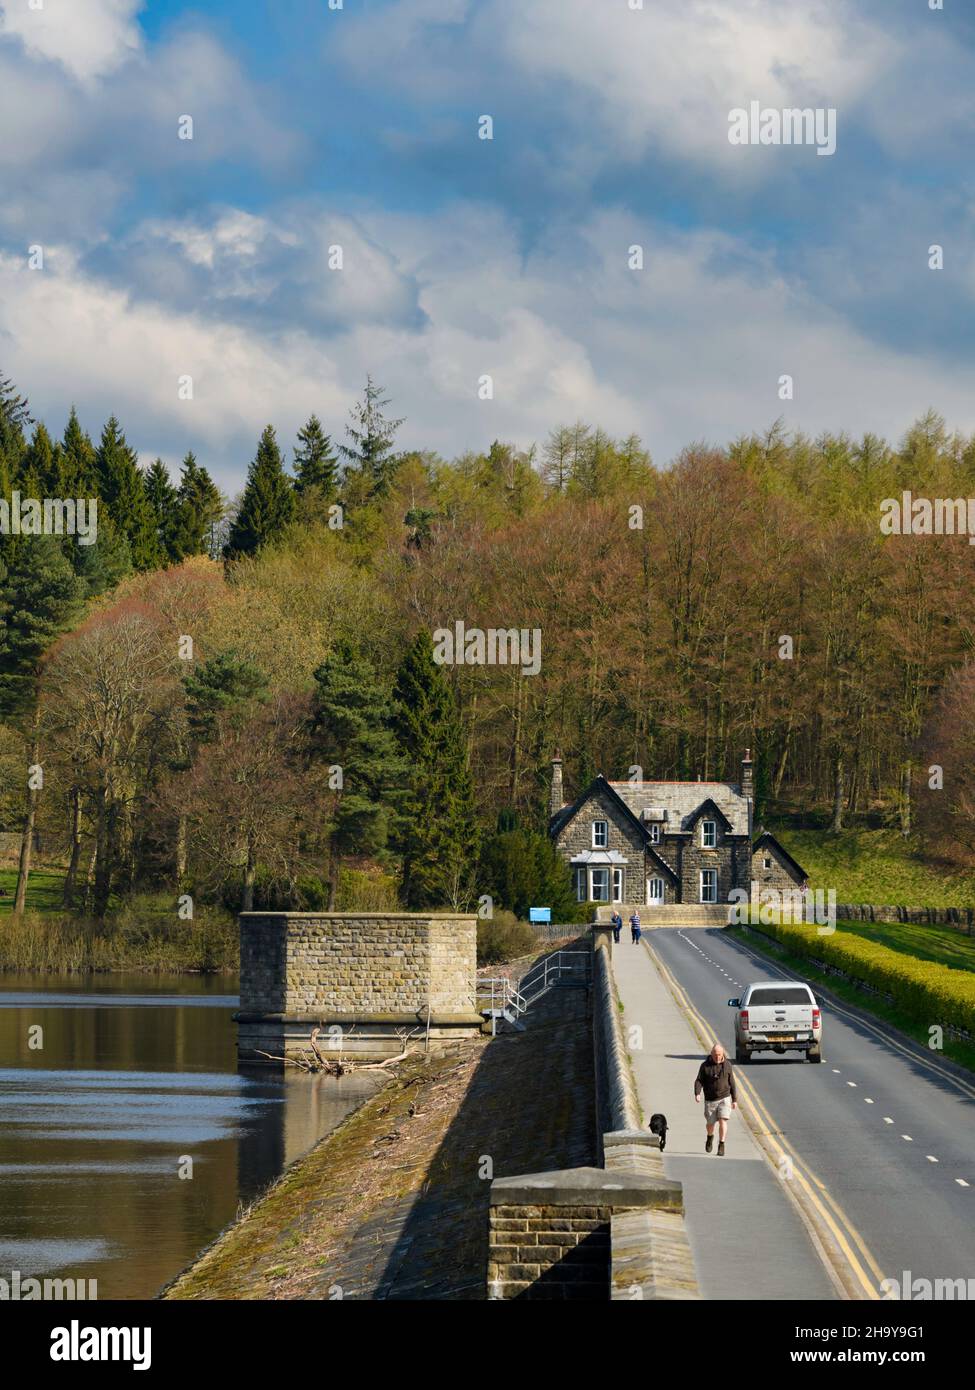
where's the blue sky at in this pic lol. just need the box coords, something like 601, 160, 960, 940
1, 0, 973, 491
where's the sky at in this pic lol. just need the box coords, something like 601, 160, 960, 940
0, 0, 973, 491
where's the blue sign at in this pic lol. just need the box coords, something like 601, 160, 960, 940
529, 907, 551, 923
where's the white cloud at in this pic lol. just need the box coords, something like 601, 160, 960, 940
337, 0, 898, 176
2, 203, 973, 489
0, 0, 143, 83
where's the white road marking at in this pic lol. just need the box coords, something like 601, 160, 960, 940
864, 1098, 874, 1105
884, 1117, 894, 1124
902, 1135, 913, 1142
957, 1180, 970, 1188
926, 1156, 938, 1163
847, 1081, 857, 1088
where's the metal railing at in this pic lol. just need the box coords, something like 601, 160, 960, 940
476, 949, 590, 1032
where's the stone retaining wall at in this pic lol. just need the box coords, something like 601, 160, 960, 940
836, 904, 974, 934
236, 912, 482, 1060
487, 932, 700, 1300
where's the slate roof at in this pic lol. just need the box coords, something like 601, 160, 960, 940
608, 780, 750, 836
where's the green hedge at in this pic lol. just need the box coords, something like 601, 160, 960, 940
750, 919, 975, 1035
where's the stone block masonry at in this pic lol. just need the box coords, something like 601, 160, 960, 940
235, 913, 484, 1060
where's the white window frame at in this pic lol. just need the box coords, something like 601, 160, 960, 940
590, 867, 610, 902
592, 819, 608, 849
700, 868, 718, 903
574, 867, 587, 902
648, 823, 660, 844
763, 856, 772, 870
612, 867, 624, 903
647, 876, 664, 903
701, 819, 717, 848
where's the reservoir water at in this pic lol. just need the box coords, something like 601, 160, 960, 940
0, 972, 378, 1299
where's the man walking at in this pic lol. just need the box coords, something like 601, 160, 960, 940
610, 909, 623, 944
629, 910, 642, 944
694, 1042, 737, 1155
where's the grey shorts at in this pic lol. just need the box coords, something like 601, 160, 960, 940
704, 1096, 733, 1125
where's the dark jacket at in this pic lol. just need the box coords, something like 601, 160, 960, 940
694, 1057, 737, 1104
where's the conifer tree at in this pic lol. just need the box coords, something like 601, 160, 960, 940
293, 415, 339, 499
183, 650, 269, 747
145, 459, 177, 560
0, 535, 85, 915
94, 417, 161, 570
391, 629, 479, 908
60, 409, 99, 496
224, 425, 296, 558
339, 377, 404, 501
311, 638, 407, 908
20, 423, 61, 498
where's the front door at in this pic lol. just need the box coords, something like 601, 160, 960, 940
646, 876, 664, 905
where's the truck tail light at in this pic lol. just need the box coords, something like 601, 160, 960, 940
812, 1008, 821, 1027
739, 1009, 748, 1029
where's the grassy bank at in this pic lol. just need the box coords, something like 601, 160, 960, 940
728, 923, 975, 1075
0, 891, 237, 974
165, 964, 595, 1300
774, 828, 975, 907
0, 868, 65, 915
834, 917, 975, 972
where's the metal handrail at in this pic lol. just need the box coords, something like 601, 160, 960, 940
476, 949, 590, 1019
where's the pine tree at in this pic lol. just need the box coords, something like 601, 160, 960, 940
94, 417, 162, 570
391, 629, 479, 909
0, 535, 85, 717
0, 535, 86, 915
0, 372, 30, 493
145, 459, 177, 561
479, 824, 576, 921
311, 638, 407, 908
183, 650, 269, 746
71, 510, 132, 597
339, 377, 404, 501
224, 426, 296, 558
20, 423, 61, 498
60, 409, 99, 496
293, 415, 339, 499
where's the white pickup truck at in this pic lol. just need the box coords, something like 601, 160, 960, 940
727, 981, 822, 1063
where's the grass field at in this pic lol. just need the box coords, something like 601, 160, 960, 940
728, 925, 975, 1075
773, 828, 975, 908
836, 917, 975, 972
0, 868, 65, 914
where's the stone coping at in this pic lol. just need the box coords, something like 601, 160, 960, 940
238, 911, 477, 920
490, 1166, 683, 1210
234, 1011, 485, 1026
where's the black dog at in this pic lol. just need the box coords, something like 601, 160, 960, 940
648, 1113, 668, 1152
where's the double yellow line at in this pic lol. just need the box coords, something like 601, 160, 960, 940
646, 940, 886, 1301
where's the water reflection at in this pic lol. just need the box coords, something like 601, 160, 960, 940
0, 973, 378, 1299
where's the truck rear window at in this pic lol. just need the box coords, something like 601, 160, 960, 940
748, 987, 813, 1006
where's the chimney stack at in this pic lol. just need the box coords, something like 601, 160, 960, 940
742, 747, 754, 802
550, 752, 564, 818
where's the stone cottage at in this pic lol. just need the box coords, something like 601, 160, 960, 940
548, 750, 807, 908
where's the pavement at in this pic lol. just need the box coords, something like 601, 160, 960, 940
612, 930, 838, 1300
635, 926, 975, 1302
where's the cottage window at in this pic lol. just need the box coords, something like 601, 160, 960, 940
648, 824, 660, 844
701, 820, 717, 848
647, 876, 664, 903
592, 820, 608, 848
763, 856, 772, 870
612, 867, 624, 903
574, 867, 587, 902
590, 868, 610, 902
700, 868, 718, 903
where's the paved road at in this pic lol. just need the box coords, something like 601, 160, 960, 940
613, 933, 837, 1300
646, 926, 975, 1299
